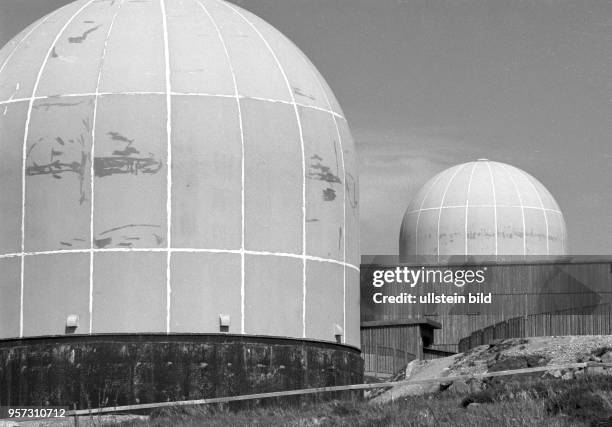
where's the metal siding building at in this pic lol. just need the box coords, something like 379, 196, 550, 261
362, 258, 612, 353
361, 319, 440, 377
459, 303, 612, 352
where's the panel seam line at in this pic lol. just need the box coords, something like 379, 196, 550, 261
220, 1, 309, 339
464, 162, 478, 258
413, 172, 445, 261
0, 93, 344, 119
485, 161, 498, 256
19, 0, 98, 338
195, 0, 247, 335
298, 52, 348, 344
89, 0, 125, 334
500, 163, 527, 258
436, 165, 466, 262
524, 175, 550, 255
160, 0, 173, 334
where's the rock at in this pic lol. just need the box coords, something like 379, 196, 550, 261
370, 355, 460, 404
460, 390, 495, 408
601, 351, 612, 364
562, 370, 574, 380
488, 339, 503, 348
403, 359, 421, 380
487, 354, 550, 372
438, 381, 452, 392
467, 402, 483, 411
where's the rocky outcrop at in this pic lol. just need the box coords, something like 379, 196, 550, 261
370, 335, 612, 404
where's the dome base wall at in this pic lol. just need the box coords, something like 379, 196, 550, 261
0, 334, 363, 408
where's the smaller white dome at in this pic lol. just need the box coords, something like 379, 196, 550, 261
399, 160, 567, 263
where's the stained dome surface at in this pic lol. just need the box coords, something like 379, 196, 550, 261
399, 159, 566, 263
0, 0, 359, 345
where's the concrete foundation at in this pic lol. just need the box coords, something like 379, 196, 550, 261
0, 334, 363, 408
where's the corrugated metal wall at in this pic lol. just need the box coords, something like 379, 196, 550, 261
361, 325, 420, 376
362, 259, 612, 353
459, 305, 612, 352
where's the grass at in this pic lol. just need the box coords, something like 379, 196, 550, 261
108, 374, 612, 427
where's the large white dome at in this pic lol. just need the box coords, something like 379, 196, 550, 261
0, 0, 359, 345
399, 159, 567, 263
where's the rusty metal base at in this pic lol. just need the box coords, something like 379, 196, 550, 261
0, 334, 363, 408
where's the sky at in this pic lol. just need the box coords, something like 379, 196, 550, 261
1, 0, 611, 255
